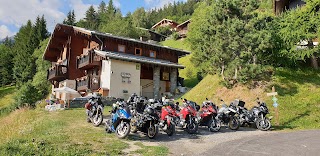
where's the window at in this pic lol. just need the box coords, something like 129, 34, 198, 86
162, 72, 169, 80
135, 48, 142, 55
149, 50, 156, 58
118, 44, 126, 52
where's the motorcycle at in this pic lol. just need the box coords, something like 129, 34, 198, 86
85, 93, 104, 127
216, 99, 240, 130
159, 100, 178, 136
105, 101, 131, 139
199, 98, 221, 132
130, 103, 159, 139
237, 98, 271, 131
178, 99, 200, 134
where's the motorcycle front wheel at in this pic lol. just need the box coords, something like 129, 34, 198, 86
147, 124, 158, 139
166, 123, 175, 136
256, 118, 271, 131
209, 119, 221, 132
228, 116, 240, 130
116, 121, 131, 139
92, 112, 103, 127
186, 118, 198, 134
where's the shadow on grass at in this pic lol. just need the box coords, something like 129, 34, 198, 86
272, 110, 311, 131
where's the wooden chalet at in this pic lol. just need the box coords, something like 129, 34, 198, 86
274, 0, 306, 14
44, 24, 189, 100
175, 19, 191, 38
151, 19, 179, 30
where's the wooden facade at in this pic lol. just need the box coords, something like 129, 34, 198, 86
44, 24, 189, 97
151, 19, 179, 30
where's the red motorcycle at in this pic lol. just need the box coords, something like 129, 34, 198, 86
177, 99, 200, 134
199, 98, 221, 132
159, 102, 178, 136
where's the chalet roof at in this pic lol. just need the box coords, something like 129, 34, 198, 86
151, 18, 179, 29
43, 23, 189, 61
94, 50, 185, 69
176, 19, 191, 28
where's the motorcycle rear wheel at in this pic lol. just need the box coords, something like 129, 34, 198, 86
228, 116, 240, 130
256, 118, 271, 131
209, 119, 221, 132
116, 121, 131, 139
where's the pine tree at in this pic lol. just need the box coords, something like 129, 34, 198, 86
13, 20, 36, 87
85, 5, 99, 30
107, 0, 116, 18
63, 10, 76, 26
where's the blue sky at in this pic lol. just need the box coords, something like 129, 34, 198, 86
0, 0, 186, 39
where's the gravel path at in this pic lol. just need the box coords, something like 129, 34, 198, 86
128, 126, 274, 156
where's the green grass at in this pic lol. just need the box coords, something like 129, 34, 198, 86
161, 39, 200, 87
0, 86, 16, 109
180, 67, 320, 131
0, 106, 166, 155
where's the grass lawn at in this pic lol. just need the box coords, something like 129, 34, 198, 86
0, 106, 168, 155
0, 86, 15, 109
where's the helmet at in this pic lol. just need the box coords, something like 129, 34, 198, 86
145, 107, 154, 114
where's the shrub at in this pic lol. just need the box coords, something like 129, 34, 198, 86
172, 32, 180, 40
14, 81, 41, 108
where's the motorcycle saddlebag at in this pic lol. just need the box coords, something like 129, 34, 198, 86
85, 103, 91, 110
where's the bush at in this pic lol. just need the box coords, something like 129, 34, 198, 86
172, 32, 180, 40
14, 81, 41, 108
155, 26, 173, 36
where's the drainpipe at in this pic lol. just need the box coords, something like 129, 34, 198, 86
94, 34, 103, 50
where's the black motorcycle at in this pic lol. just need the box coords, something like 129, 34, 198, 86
216, 99, 240, 130
237, 98, 271, 131
130, 104, 159, 139
85, 94, 104, 127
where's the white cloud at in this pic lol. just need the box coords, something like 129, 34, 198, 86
0, 0, 65, 32
144, 0, 187, 9
0, 25, 14, 39
113, 0, 121, 8
69, 0, 98, 21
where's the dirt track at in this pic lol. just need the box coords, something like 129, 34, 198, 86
127, 126, 274, 156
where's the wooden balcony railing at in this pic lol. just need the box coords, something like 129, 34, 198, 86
76, 76, 100, 91
77, 51, 101, 70
76, 76, 90, 91
47, 64, 67, 81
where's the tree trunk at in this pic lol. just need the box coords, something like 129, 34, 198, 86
234, 67, 238, 80
310, 55, 319, 69
221, 64, 225, 80
253, 54, 257, 65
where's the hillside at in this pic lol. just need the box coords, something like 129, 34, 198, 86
163, 39, 320, 130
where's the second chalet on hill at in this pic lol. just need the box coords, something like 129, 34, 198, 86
43, 24, 189, 101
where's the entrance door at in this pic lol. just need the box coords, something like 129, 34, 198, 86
166, 81, 170, 92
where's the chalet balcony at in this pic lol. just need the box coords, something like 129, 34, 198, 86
47, 64, 67, 81
76, 76, 100, 92
77, 51, 101, 70
76, 76, 90, 91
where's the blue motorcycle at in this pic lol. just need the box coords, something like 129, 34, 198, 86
105, 101, 131, 139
